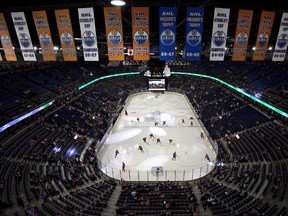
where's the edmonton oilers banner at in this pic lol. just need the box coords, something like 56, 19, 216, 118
159, 7, 177, 61
104, 7, 124, 61
11, 12, 36, 61
272, 13, 288, 61
132, 7, 150, 61
78, 8, 99, 61
32, 10, 56, 61
0, 13, 17, 61
210, 8, 230, 61
232, 9, 253, 61
183, 7, 204, 61
55, 9, 77, 61
253, 11, 275, 61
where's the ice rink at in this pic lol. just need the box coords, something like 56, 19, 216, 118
98, 92, 216, 181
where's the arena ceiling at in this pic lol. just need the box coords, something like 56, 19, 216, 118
0, 0, 286, 50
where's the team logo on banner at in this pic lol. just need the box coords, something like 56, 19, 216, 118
277, 34, 288, 48
213, 31, 226, 47
19, 33, 31, 48
160, 29, 175, 46
108, 30, 122, 46
39, 32, 52, 47
187, 30, 201, 46
83, 31, 96, 47
236, 32, 248, 46
134, 29, 148, 45
61, 32, 73, 46
1, 34, 11, 47
257, 32, 269, 47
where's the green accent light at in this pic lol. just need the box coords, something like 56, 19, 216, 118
77, 71, 288, 119
78, 72, 140, 90
172, 72, 288, 118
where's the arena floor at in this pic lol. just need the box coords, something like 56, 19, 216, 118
98, 92, 216, 181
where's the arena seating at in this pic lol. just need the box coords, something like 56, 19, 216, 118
0, 59, 288, 216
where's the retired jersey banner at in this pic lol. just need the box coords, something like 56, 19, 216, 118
32, 10, 56, 61
0, 13, 17, 61
272, 13, 288, 61
78, 8, 99, 61
132, 7, 150, 60
104, 7, 124, 61
11, 12, 36, 61
210, 8, 230, 61
55, 9, 77, 61
183, 7, 204, 61
232, 9, 253, 61
253, 11, 275, 61
159, 7, 177, 61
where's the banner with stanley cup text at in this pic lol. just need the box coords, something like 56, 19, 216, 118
232, 9, 253, 61
11, 12, 36, 61
0, 13, 17, 61
159, 7, 177, 61
55, 9, 77, 61
272, 12, 288, 61
32, 10, 56, 61
104, 7, 124, 61
210, 8, 230, 61
183, 7, 204, 61
252, 11, 275, 61
132, 7, 150, 61
78, 7, 99, 61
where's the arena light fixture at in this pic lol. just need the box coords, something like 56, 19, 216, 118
111, 0, 126, 6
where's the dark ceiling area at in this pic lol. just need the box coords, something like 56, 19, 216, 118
0, 0, 286, 49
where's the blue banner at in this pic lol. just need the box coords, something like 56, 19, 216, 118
183, 7, 204, 61
159, 7, 177, 61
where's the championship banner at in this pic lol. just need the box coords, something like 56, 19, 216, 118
183, 7, 204, 61
103, 7, 124, 61
210, 8, 230, 61
132, 7, 150, 60
55, 9, 77, 61
78, 8, 99, 61
11, 12, 36, 61
272, 13, 288, 61
232, 9, 253, 61
32, 10, 56, 61
253, 11, 275, 61
0, 13, 17, 61
159, 7, 177, 61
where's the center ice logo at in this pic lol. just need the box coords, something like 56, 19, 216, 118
236, 31, 248, 47
61, 32, 73, 46
1, 34, 11, 48
257, 32, 269, 47
213, 31, 226, 47
108, 30, 122, 46
187, 30, 201, 46
277, 34, 288, 49
83, 31, 96, 47
19, 33, 31, 48
160, 29, 175, 46
39, 32, 52, 47
134, 29, 148, 45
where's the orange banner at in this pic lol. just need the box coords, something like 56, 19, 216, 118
132, 7, 150, 60
32, 10, 56, 61
55, 9, 77, 61
253, 11, 275, 61
232, 9, 253, 61
0, 13, 17, 61
104, 7, 124, 61
0, 52, 2, 61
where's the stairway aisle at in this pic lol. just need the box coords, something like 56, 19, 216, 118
102, 184, 122, 216
192, 185, 213, 216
